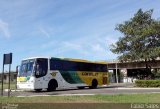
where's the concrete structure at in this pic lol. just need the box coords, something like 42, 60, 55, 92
0, 72, 17, 83
107, 59, 160, 83
108, 60, 160, 69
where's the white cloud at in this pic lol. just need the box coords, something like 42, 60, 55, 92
62, 41, 90, 56
0, 19, 10, 38
41, 40, 56, 49
39, 34, 118, 60
91, 43, 105, 52
51, 41, 89, 56
39, 26, 50, 38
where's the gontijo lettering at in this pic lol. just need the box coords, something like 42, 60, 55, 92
82, 72, 98, 76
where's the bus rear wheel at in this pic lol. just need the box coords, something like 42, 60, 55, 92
47, 79, 58, 92
90, 79, 98, 89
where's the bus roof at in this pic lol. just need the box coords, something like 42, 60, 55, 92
22, 57, 107, 64
22, 56, 49, 60
51, 57, 108, 64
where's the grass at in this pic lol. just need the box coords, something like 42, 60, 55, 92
0, 82, 16, 90
0, 93, 160, 103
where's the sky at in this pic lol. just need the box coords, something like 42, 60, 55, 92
0, 0, 160, 71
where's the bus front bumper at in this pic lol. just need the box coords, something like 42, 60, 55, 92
17, 82, 34, 90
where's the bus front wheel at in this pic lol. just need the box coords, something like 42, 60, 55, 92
47, 79, 58, 92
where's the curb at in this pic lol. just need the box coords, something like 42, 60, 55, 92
117, 87, 160, 90
4, 89, 24, 92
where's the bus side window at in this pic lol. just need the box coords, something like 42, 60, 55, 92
50, 60, 63, 70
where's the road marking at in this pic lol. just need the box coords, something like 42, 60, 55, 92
17, 94, 95, 97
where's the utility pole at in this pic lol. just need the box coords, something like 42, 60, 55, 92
1, 62, 4, 96
1, 53, 12, 97
115, 61, 118, 84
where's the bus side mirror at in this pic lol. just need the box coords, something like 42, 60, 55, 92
16, 65, 20, 77
33, 64, 36, 73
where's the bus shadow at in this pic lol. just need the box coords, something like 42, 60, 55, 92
28, 85, 125, 94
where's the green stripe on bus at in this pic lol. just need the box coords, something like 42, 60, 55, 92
59, 71, 84, 84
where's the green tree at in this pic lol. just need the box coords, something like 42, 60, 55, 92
111, 9, 160, 62
110, 9, 160, 78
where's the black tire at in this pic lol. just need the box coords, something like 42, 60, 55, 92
90, 79, 98, 89
47, 79, 58, 92
77, 86, 85, 89
35, 89, 42, 92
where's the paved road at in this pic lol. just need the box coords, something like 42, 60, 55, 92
1, 83, 160, 97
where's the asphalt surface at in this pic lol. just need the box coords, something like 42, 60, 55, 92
1, 83, 160, 97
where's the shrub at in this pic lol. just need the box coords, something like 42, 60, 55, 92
135, 80, 160, 87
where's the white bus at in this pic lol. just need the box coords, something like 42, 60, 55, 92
17, 57, 109, 91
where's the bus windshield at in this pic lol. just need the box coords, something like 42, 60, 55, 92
18, 59, 35, 77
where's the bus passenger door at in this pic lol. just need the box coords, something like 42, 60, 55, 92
34, 59, 48, 89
